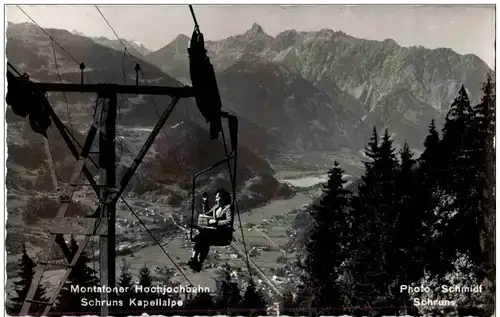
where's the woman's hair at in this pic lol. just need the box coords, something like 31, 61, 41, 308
215, 188, 231, 206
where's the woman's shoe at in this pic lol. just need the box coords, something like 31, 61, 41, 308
187, 257, 197, 269
188, 257, 202, 272
192, 260, 202, 272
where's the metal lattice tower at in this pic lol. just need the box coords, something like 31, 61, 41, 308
7, 71, 192, 316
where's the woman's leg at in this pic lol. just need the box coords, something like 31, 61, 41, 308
189, 250, 198, 264
199, 228, 220, 265
190, 230, 206, 262
198, 245, 210, 265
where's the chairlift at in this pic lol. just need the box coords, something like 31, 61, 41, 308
186, 7, 239, 247
188, 113, 239, 247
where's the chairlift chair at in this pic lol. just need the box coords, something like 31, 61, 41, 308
188, 113, 239, 247
187, 18, 239, 248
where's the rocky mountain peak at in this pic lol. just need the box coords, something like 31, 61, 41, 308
310, 28, 347, 42
246, 22, 267, 36
174, 33, 190, 43
383, 38, 398, 47
71, 29, 86, 37
7, 22, 44, 38
274, 29, 303, 49
168, 34, 190, 51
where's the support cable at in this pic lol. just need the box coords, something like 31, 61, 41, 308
8, 12, 83, 191
16, 5, 84, 69
50, 39, 74, 134
94, 5, 184, 173
94, 6, 139, 65
7, 61, 22, 76
120, 197, 193, 286
221, 125, 253, 279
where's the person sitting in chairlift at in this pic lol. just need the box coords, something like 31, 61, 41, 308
202, 192, 210, 214
188, 188, 233, 271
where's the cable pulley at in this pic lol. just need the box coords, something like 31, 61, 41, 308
29, 93, 52, 136
6, 71, 52, 136
6, 71, 30, 117
79, 62, 86, 87
134, 63, 141, 87
187, 9, 222, 140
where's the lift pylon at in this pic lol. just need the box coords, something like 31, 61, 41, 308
7, 69, 193, 317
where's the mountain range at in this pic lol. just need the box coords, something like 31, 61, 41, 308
5, 21, 494, 184
71, 29, 152, 57
145, 22, 493, 151
5, 22, 292, 219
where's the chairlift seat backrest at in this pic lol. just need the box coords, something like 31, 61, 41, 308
194, 203, 234, 246
196, 203, 234, 229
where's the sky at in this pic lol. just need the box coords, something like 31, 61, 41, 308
6, 4, 496, 68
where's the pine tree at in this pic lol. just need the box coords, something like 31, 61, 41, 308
184, 292, 216, 316
441, 85, 475, 192
155, 266, 181, 301
416, 120, 456, 277
113, 259, 135, 316
354, 126, 381, 213
364, 126, 380, 169
378, 129, 398, 173
153, 266, 180, 316
135, 264, 159, 315
470, 73, 496, 316
422, 120, 440, 163
393, 143, 429, 284
298, 161, 349, 315
137, 264, 153, 288
238, 279, 267, 316
420, 119, 441, 188
54, 236, 99, 316
440, 85, 482, 266
280, 287, 298, 316
399, 142, 415, 172
416, 83, 495, 316
471, 73, 495, 233
213, 263, 242, 315
348, 130, 414, 316
8, 245, 48, 316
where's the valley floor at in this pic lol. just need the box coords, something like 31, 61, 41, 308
6, 189, 315, 302
118, 192, 312, 293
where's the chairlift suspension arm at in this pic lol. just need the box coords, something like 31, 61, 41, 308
189, 5, 199, 30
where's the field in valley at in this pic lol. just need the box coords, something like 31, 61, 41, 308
118, 192, 313, 290
6, 174, 321, 301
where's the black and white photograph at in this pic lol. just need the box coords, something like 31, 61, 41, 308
4, 3, 496, 316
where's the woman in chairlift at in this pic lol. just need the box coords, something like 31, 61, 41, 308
188, 188, 233, 271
